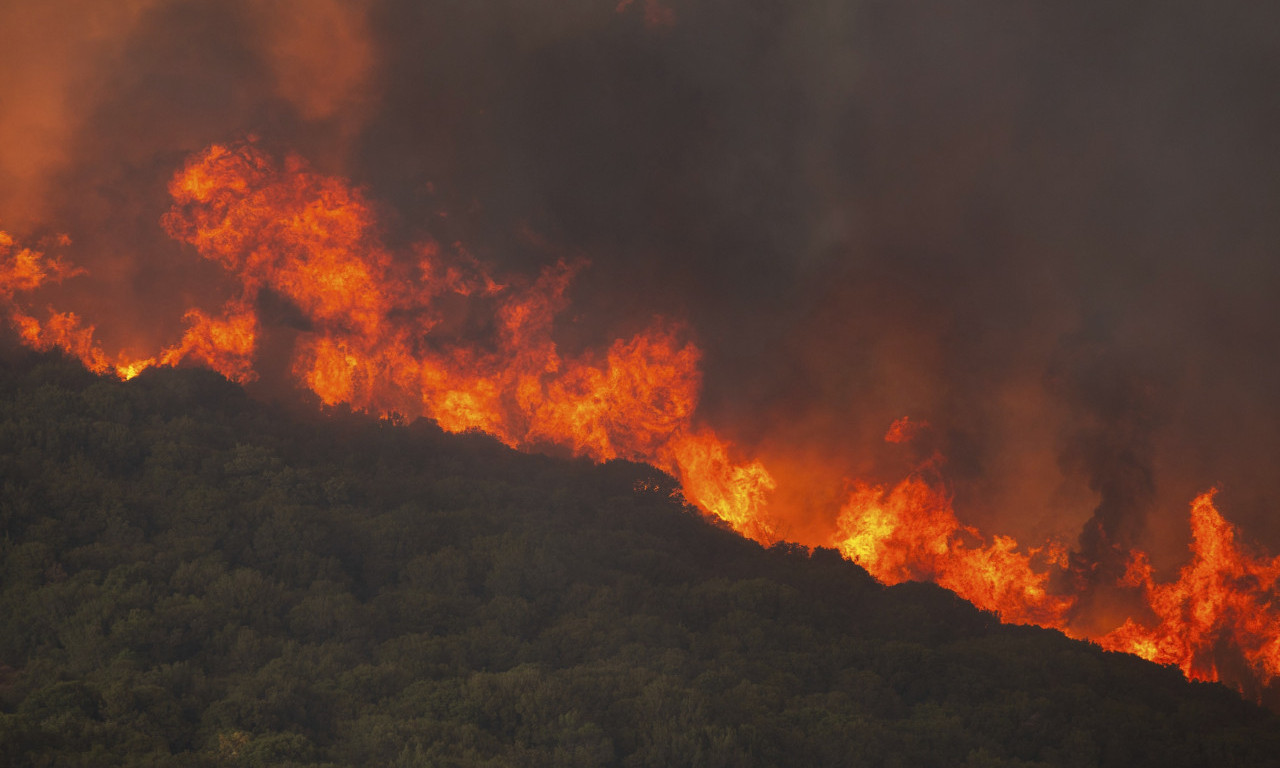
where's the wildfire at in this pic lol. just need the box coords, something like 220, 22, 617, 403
832, 473, 1073, 627
0, 142, 769, 535
884, 415, 927, 444
1097, 491, 1280, 688
2, 141, 1278, 702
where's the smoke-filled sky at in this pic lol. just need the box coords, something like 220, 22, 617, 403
4, 0, 1279, 567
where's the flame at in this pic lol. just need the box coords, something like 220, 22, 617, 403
1097, 491, 1280, 686
0, 231, 78, 297
1, 226, 256, 380
3, 143, 771, 541
158, 143, 776, 526
666, 429, 777, 543
4, 141, 1279, 701
884, 415, 927, 444
833, 474, 1073, 626
616, 0, 677, 29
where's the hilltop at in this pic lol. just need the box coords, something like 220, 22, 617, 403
0, 349, 1277, 767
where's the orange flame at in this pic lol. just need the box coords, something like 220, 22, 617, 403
832, 474, 1073, 626
666, 430, 777, 543
1097, 491, 1280, 686
0, 231, 78, 298
4, 142, 1279, 701
3, 144, 771, 539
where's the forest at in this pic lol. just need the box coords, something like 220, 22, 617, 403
1, 347, 1278, 767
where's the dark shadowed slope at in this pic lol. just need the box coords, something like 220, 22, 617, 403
0, 349, 1277, 767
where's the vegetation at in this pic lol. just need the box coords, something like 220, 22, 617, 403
1, 348, 1277, 767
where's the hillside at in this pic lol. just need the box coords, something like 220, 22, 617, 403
1, 349, 1277, 768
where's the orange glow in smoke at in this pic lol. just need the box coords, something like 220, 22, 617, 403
2, 142, 1277, 700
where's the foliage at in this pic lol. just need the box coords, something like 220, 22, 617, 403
1, 348, 1277, 767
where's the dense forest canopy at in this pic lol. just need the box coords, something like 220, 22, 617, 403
4, 0, 1280, 712
1, 347, 1277, 767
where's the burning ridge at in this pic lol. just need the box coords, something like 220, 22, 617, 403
2, 141, 1277, 701
1, 141, 774, 540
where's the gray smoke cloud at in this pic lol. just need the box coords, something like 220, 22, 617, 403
5, 0, 1280, 569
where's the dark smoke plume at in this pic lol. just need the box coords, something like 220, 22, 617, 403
4, 0, 1280, 579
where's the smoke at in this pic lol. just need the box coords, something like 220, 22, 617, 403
0, 1, 163, 229
0, 0, 378, 354
4, 1, 1280, 577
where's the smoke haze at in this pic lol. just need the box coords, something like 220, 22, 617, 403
4, 0, 1280, 571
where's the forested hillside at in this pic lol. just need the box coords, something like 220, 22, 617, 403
1, 348, 1277, 767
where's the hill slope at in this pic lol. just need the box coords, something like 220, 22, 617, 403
1, 350, 1277, 767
